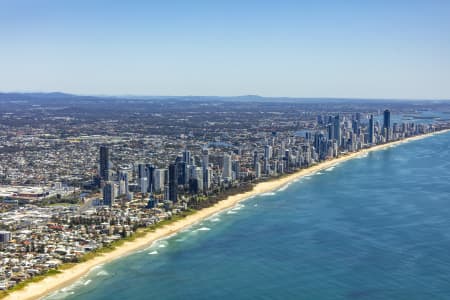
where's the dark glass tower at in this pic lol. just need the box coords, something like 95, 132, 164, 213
168, 163, 178, 202
383, 109, 391, 130
383, 109, 391, 140
99, 146, 110, 181
102, 182, 114, 207
146, 164, 155, 193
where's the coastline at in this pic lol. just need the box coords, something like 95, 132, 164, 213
5, 129, 450, 300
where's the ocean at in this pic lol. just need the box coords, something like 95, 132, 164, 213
46, 131, 450, 300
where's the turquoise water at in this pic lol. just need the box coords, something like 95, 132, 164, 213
47, 132, 450, 300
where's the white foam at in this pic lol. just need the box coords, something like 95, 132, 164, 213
227, 210, 237, 214
45, 290, 73, 300
261, 192, 276, 196
325, 166, 335, 171
142, 244, 155, 251
277, 183, 291, 191
206, 212, 222, 221
210, 218, 221, 222
96, 270, 109, 276
158, 244, 167, 248
148, 250, 158, 255
46, 272, 88, 299
254, 204, 258, 207
196, 227, 211, 231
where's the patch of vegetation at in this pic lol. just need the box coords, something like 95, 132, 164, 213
0, 269, 62, 299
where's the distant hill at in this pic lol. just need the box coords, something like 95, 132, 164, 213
0, 92, 448, 104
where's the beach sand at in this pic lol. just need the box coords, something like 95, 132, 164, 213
4, 129, 449, 300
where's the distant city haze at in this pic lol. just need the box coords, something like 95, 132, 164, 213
1, 0, 450, 99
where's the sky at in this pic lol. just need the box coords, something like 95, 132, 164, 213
0, 0, 449, 99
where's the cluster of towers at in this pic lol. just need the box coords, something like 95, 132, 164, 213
99, 146, 134, 206
97, 108, 434, 209
318, 110, 392, 154
98, 146, 214, 207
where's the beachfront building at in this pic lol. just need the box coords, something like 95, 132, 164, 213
255, 161, 261, 179
383, 109, 391, 141
222, 153, 232, 181
369, 114, 375, 144
168, 163, 178, 203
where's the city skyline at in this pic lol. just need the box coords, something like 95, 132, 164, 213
1, 93, 450, 298
1, 0, 450, 99
2, 1, 450, 298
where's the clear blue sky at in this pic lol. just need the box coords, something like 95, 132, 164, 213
1, 0, 449, 99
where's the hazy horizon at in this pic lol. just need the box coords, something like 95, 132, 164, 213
1, 90, 450, 102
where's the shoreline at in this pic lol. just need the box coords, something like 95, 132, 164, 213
5, 129, 450, 300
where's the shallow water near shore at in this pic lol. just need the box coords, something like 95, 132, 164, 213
46, 131, 450, 300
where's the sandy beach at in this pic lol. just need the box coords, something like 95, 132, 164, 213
4, 129, 449, 300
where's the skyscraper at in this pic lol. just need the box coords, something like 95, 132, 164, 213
118, 171, 129, 196
233, 160, 241, 180
103, 182, 114, 207
153, 169, 166, 193
383, 109, 391, 140
202, 148, 210, 192
202, 148, 209, 170
146, 164, 155, 193
223, 153, 232, 180
369, 114, 374, 144
176, 161, 187, 185
182, 149, 191, 164
334, 115, 341, 146
352, 120, 359, 134
383, 109, 391, 130
138, 164, 148, 194
253, 150, 259, 170
204, 167, 212, 192
99, 146, 110, 181
264, 145, 272, 160
327, 123, 334, 140
195, 167, 203, 192
255, 161, 261, 178
284, 149, 290, 171
168, 163, 178, 202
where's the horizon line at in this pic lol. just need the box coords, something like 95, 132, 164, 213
1, 90, 450, 102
